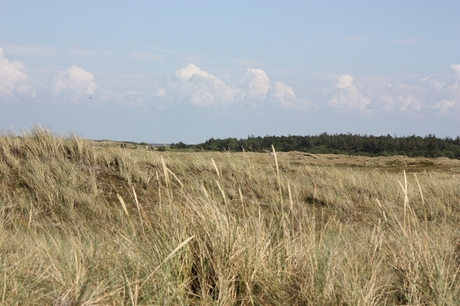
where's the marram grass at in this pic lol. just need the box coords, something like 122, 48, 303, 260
0, 126, 459, 305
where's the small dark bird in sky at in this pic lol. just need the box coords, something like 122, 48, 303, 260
89, 97, 92, 99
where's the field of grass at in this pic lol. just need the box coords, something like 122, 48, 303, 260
1, 126, 460, 305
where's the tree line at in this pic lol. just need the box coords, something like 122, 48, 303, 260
170, 133, 460, 159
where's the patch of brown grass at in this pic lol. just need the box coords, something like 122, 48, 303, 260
0, 126, 459, 305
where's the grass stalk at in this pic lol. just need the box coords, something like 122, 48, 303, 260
271, 145, 282, 203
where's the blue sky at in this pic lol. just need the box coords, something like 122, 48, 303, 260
1, 0, 459, 144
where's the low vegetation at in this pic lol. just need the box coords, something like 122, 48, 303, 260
1, 126, 460, 305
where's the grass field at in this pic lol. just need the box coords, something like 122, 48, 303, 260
1, 126, 460, 305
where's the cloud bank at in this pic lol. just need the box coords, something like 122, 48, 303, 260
1, 47, 458, 118
156, 63, 312, 109
326, 64, 460, 115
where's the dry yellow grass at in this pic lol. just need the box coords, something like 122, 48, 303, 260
0, 126, 459, 305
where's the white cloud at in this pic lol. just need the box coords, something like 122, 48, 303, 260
165, 63, 239, 106
0, 47, 34, 99
271, 82, 295, 103
335, 74, 353, 88
329, 87, 370, 111
421, 76, 444, 89
451, 64, 460, 78
329, 74, 370, 111
175, 63, 208, 81
155, 86, 166, 97
448, 80, 459, 94
270, 82, 313, 109
156, 64, 313, 110
381, 95, 396, 112
379, 82, 393, 88
398, 95, 421, 112
325, 65, 460, 116
433, 99, 457, 114
244, 68, 271, 101
129, 52, 164, 61
53, 65, 98, 100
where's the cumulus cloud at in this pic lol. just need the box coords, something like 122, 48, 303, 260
0, 47, 34, 99
417, 65, 460, 114
329, 74, 370, 111
156, 64, 313, 110
270, 82, 313, 109
160, 63, 239, 106
372, 84, 424, 114
175, 63, 208, 81
326, 64, 460, 116
335, 74, 353, 88
53, 65, 98, 100
244, 68, 271, 101
271, 82, 295, 103
451, 64, 460, 78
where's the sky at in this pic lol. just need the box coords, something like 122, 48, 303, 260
1, 0, 459, 144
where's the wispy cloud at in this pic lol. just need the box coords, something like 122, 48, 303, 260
421, 76, 444, 90
233, 57, 262, 68
433, 99, 456, 114
120, 91, 146, 109
397, 95, 421, 112
65, 48, 96, 58
129, 51, 164, 61
3, 44, 57, 57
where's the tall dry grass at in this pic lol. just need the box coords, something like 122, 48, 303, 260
0, 126, 459, 305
